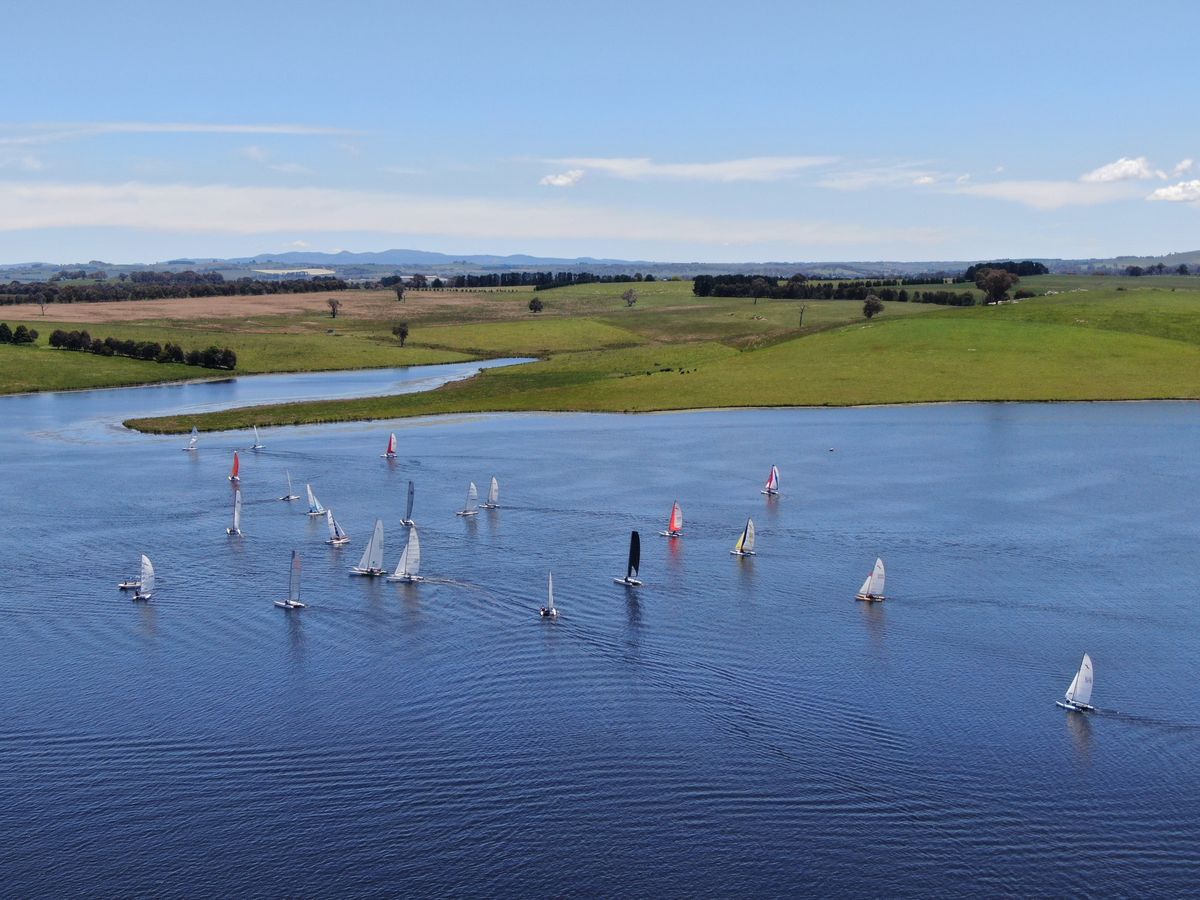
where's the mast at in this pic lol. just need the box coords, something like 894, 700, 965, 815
548, 571, 555, 611
289, 550, 301, 602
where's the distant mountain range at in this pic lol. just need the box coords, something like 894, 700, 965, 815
5, 247, 1200, 280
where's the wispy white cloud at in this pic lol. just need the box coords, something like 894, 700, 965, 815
912, 175, 936, 186
953, 179, 1141, 209
1147, 180, 1200, 203
0, 122, 357, 146
1173, 158, 1194, 176
817, 163, 940, 191
539, 169, 584, 187
0, 153, 44, 172
239, 145, 269, 163
547, 155, 837, 183
1079, 156, 1165, 183
0, 179, 942, 248
238, 145, 312, 175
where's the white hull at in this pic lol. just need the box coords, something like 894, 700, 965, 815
118, 581, 140, 591
350, 568, 386, 577
730, 549, 756, 557
659, 530, 682, 538
386, 574, 423, 583
381, 454, 397, 459
540, 607, 558, 618
1056, 700, 1095, 712
182, 447, 197, 452
760, 489, 778, 496
400, 519, 415, 527
457, 510, 478, 517
480, 503, 499, 510
279, 494, 300, 502
326, 537, 350, 546
251, 445, 264, 451
855, 593, 885, 602
229, 476, 240, 483
274, 599, 306, 609
226, 528, 241, 536
613, 577, 642, 586
307, 510, 325, 517
131, 593, 151, 602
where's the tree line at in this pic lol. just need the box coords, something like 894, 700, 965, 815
962, 260, 1048, 280
1125, 263, 1190, 276
48, 329, 237, 369
533, 272, 657, 292
0, 273, 350, 307
692, 275, 975, 305
0, 322, 39, 344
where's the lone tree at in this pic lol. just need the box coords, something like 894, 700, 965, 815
408, 274, 427, 289
327, 297, 342, 318
863, 295, 885, 319
394, 284, 405, 302
622, 288, 638, 307
974, 268, 1019, 305
528, 297, 544, 314
392, 322, 410, 346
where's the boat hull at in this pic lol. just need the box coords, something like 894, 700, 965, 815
659, 530, 682, 538
540, 608, 557, 618
279, 495, 300, 502
760, 489, 778, 496
480, 504, 498, 510
386, 574, 422, 583
1055, 700, 1095, 712
400, 519, 415, 527
456, 510, 478, 517
730, 550, 756, 557
613, 577, 642, 586
117, 581, 140, 591
274, 600, 305, 609
131, 594, 151, 602
226, 529, 241, 536
350, 568, 386, 577
855, 593, 885, 602
306, 510, 325, 517
326, 538, 350, 546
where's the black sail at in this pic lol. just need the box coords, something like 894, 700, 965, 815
627, 530, 641, 579
406, 480, 415, 522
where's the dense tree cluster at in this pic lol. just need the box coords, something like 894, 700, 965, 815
962, 260, 1048, 280
1125, 263, 1191, 276
48, 329, 236, 369
0, 273, 349, 307
0, 322, 38, 344
692, 275, 975, 305
533, 272, 656, 292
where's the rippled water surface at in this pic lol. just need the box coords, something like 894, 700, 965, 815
1, 376, 1198, 896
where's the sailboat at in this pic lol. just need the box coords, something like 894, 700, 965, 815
730, 518, 756, 556
350, 518, 386, 576
182, 426, 199, 452
226, 489, 243, 535
381, 432, 398, 459
480, 476, 500, 509
305, 484, 326, 517
278, 469, 300, 502
456, 482, 479, 516
250, 426, 264, 451
613, 530, 642, 585
1056, 654, 1096, 712
760, 465, 780, 496
401, 480, 415, 526
132, 555, 154, 602
228, 451, 241, 483
274, 550, 306, 610
540, 571, 558, 618
325, 509, 350, 546
118, 553, 144, 590
659, 500, 684, 538
855, 558, 887, 602
387, 525, 422, 582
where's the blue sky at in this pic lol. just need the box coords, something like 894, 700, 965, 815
3, 0, 1199, 263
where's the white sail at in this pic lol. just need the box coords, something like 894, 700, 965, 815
306, 484, 325, 515
185, 426, 198, 450
356, 519, 385, 572
286, 470, 294, 494
486, 477, 499, 506
735, 518, 756, 553
547, 571, 555, 612
1065, 654, 1094, 706
139, 555, 155, 596
252, 426, 263, 448
394, 526, 421, 577
289, 550, 302, 603
325, 509, 343, 541
869, 558, 885, 595
232, 489, 242, 532
467, 482, 478, 504
858, 573, 872, 596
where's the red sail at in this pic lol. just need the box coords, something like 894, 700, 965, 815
231, 452, 240, 478
668, 502, 682, 532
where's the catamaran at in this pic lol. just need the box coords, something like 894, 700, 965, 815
540, 571, 558, 618
855, 558, 887, 602
614, 531, 642, 586
251, 426, 264, 451
350, 518, 386, 576
183, 426, 199, 452
401, 480, 415, 526
1056, 654, 1096, 712
278, 469, 300, 502
386, 525, 422, 582
226, 489, 243, 535
305, 484, 326, 517
730, 518, 756, 556
659, 500, 684, 538
761, 465, 780, 496
382, 432, 398, 459
132, 555, 154, 602
480, 476, 500, 509
457, 482, 479, 517
228, 451, 241, 483
325, 509, 350, 546
118, 554, 144, 590
274, 550, 306, 610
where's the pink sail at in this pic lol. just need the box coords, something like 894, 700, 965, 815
668, 501, 682, 533
384, 433, 397, 457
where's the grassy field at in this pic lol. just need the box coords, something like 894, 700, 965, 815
5, 274, 1200, 426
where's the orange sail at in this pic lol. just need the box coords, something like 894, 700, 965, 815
668, 501, 682, 533
229, 451, 240, 481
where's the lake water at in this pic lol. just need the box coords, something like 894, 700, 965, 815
0, 371, 1197, 896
